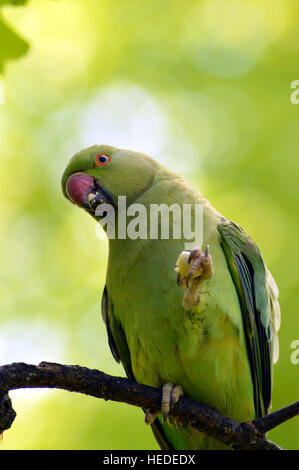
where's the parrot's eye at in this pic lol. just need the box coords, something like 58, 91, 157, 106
95, 154, 111, 166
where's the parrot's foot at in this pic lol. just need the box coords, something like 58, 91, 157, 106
145, 382, 184, 426
161, 382, 184, 422
175, 245, 213, 311
145, 409, 159, 425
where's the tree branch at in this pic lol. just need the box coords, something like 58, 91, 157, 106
0, 361, 297, 450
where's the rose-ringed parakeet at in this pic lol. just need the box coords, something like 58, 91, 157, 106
61, 145, 280, 450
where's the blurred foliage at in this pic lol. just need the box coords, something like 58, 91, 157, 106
0, 0, 298, 450
0, 0, 29, 72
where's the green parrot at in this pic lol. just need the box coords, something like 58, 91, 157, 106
61, 144, 280, 450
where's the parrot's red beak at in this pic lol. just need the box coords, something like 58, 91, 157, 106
66, 173, 95, 207
66, 172, 113, 212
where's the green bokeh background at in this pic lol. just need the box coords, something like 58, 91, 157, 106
0, 0, 298, 450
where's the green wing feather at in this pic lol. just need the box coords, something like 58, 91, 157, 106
218, 220, 280, 417
101, 286, 173, 450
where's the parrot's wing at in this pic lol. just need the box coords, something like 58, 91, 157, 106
101, 286, 132, 374
101, 286, 173, 450
218, 220, 280, 418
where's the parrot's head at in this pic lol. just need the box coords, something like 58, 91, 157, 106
61, 144, 158, 218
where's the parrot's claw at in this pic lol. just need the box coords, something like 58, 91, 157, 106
175, 245, 214, 311
144, 382, 184, 426
145, 409, 159, 425
161, 382, 184, 423
176, 272, 184, 287
186, 245, 213, 287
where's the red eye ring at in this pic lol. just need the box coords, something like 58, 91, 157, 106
95, 153, 111, 166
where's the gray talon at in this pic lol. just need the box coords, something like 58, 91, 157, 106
162, 382, 184, 422
205, 244, 209, 257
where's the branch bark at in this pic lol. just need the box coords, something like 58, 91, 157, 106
0, 361, 297, 450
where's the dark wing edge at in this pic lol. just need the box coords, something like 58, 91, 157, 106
217, 220, 280, 418
101, 285, 173, 450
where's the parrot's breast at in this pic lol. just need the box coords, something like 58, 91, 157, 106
107, 236, 255, 449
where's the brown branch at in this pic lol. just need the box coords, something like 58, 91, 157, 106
0, 361, 297, 450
